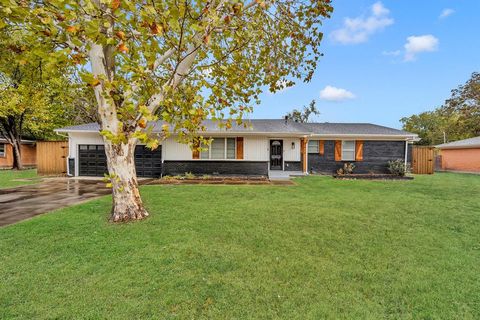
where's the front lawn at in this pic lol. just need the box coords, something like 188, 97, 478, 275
0, 169, 40, 189
1, 173, 479, 319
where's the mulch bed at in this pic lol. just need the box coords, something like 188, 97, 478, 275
147, 176, 295, 185
333, 174, 414, 180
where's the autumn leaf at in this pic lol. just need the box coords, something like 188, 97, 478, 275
149, 22, 163, 35
115, 31, 126, 40
203, 34, 210, 45
111, 0, 121, 10
138, 118, 147, 128
90, 78, 101, 87
55, 13, 66, 21
66, 25, 78, 33
255, 0, 267, 8
232, 3, 243, 15
117, 42, 128, 53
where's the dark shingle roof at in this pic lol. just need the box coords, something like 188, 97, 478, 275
56, 123, 101, 132
56, 120, 309, 134
301, 122, 415, 136
436, 136, 480, 149
56, 119, 417, 138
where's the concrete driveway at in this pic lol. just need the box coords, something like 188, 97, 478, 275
0, 179, 112, 227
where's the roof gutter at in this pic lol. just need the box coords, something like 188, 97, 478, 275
309, 133, 419, 141
54, 128, 419, 142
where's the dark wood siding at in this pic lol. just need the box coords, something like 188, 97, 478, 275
308, 140, 406, 174
163, 161, 268, 176
284, 161, 302, 171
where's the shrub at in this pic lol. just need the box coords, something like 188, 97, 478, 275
336, 163, 355, 175
388, 159, 410, 176
184, 172, 195, 179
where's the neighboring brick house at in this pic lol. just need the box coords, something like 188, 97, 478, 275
56, 120, 418, 178
0, 138, 37, 169
436, 136, 480, 173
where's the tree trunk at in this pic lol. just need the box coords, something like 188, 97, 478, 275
11, 140, 23, 170
104, 138, 149, 222
88, 43, 149, 222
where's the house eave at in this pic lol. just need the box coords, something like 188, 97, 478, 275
309, 134, 419, 141
56, 129, 418, 141
437, 145, 480, 150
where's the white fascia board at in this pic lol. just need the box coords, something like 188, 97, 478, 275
54, 129, 310, 137
169, 132, 311, 137
55, 129, 99, 134
309, 134, 419, 141
54, 129, 419, 141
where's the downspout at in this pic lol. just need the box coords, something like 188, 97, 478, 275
160, 135, 165, 179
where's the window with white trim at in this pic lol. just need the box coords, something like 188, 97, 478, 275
342, 140, 355, 161
200, 138, 236, 159
0, 143, 5, 157
307, 140, 319, 153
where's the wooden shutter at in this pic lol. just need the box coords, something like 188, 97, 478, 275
355, 141, 364, 161
319, 140, 324, 156
192, 141, 200, 159
334, 140, 342, 161
236, 137, 244, 160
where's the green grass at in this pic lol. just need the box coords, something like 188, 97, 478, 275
0, 169, 40, 189
1, 173, 480, 319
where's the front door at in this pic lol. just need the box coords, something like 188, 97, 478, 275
270, 140, 283, 170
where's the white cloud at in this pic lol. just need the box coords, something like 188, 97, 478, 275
319, 86, 355, 101
439, 8, 455, 19
404, 35, 439, 61
331, 1, 394, 45
372, 2, 389, 16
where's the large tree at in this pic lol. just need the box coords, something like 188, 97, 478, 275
2, 0, 333, 221
0, 30, 84, 169
285, 99, 319, 123
401, 72, 480, 145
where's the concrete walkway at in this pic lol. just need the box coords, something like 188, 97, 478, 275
0, 179, 111, 227
268, 170, 306, 180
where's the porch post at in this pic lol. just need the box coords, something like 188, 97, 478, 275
301, 137, 308, 174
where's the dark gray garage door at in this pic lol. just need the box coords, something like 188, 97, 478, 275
78, 144, 162, 178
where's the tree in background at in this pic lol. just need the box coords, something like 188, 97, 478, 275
0, 30, 86, 169
400, 110, 454, 146
2, 0, 333, 222
285, 100, 320, 123
401, 72, 480, 145
443, 72, 480, 138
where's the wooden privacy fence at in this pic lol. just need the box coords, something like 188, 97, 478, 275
412, 146, 434, 174
37, 141, 69, 175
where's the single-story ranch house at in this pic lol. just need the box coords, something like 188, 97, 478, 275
0, 137, 37, 169
56, 120, 418, 178
436, 136, 480, 173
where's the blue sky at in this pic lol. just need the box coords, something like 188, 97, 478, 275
252, 0, 480, 129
